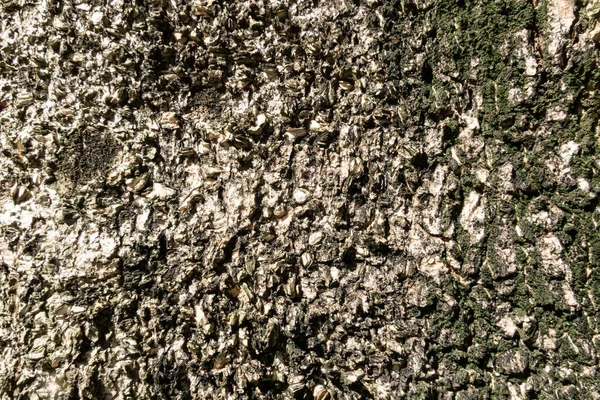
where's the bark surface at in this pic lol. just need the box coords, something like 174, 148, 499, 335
1, 0, 600, 398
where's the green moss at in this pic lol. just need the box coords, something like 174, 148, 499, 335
386, 0, 599, 391
512, 274, 534, 313
527, 270, 555, 307
491, 380, 511, 398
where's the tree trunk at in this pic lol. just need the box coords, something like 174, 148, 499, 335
1, 0, 600, 398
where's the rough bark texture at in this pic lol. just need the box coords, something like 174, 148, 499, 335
2, 0, 600, 398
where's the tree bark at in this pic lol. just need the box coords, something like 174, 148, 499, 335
1, 0, 600, 398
